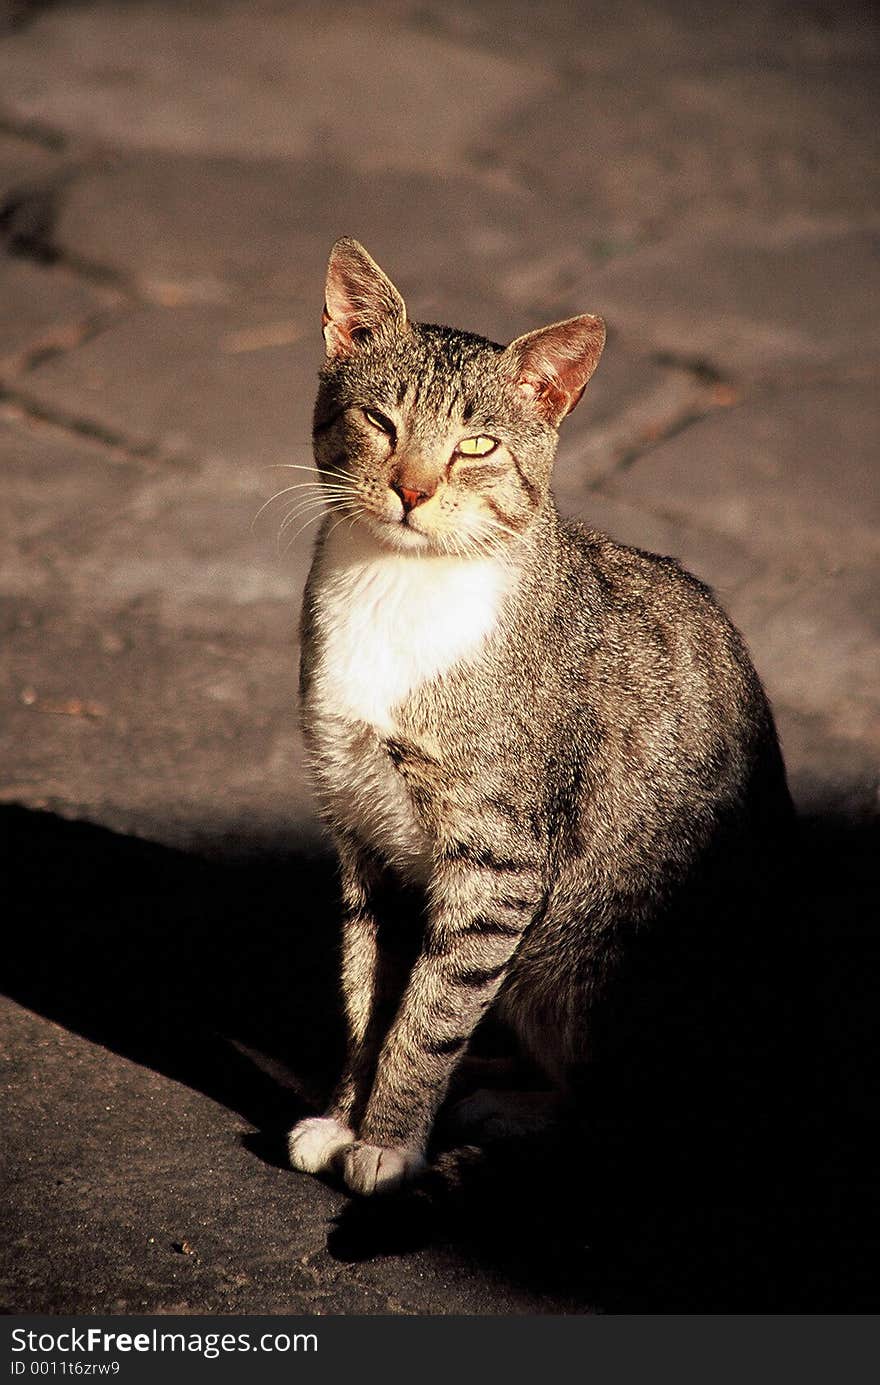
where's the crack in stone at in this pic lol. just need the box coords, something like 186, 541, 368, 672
650, 350, 727, 385
588, 372, 731, 479
608, 355, 880, 478
611, 403, 719, 472
0, 173, 144, 421
0, 387, 199, 471
3, 302, 126, 378
0, 172, 138, 295
0, 110, 67, 151
586, 348, 880, 534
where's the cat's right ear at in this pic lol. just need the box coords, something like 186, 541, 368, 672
322, 238, 407, 360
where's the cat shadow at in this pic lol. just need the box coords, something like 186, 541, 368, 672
1, 803, 345, 1138
2, 803, 877, 1311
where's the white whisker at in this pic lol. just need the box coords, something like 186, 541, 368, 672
322, 509, 362, 546
254, 478, 358, 530
278, 498, 331, 535
267, 462, 355, 485
281, 510, 329, 554
283, 501, 363, 554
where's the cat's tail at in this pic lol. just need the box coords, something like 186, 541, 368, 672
421, 1143, 490, 1200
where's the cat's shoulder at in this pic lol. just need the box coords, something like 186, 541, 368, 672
559, 516, 722, 614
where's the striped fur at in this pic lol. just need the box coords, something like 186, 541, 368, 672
287, 240, 793, 1196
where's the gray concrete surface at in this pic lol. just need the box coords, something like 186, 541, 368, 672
1, 0, 878, 1314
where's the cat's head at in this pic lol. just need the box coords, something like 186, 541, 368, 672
312, 237, 605, 556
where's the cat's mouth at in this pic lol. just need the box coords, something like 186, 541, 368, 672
357, 504, 435, 553
381, 516, 434, 551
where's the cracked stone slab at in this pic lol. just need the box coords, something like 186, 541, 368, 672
0, 128, 65, 205
489, 61, 879, 237
555, 348, 717, 490
0, 1, 554, 164
42, 151, 563, 314
0, 406, 151, 597
768, 703, 879, 819
0, 408, 311, 636
412, 0, 880, 73
731, 563, 879, 748
0, 403, 319, 853
0, 255, 119, 378
730, 564, 880, 820
1, 594, 313, 856
43, 149, 626, 335
1, 988, 566, 1313
580, 226, 880, 378
15, 299, 318, 469
604, 381, 880, 567
0, 996, 338, 1314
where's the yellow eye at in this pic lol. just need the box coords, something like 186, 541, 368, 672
364, 408, 393, 434
457, 436, 498, 457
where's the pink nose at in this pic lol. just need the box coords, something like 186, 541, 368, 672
392, 483, 432, 513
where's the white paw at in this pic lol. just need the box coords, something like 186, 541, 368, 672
288, 1116, 355, 1174
342, 1142, 426, 1197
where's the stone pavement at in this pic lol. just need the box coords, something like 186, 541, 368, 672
1, 1, 878, 1313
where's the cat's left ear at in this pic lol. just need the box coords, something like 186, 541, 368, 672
322, 237, 407, 360
503, 314, 606, 424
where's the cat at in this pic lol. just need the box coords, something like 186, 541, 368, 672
287, 237, 794, 1197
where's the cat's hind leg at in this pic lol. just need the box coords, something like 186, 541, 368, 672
446, 1087, 561, 1140
446, 1054, 520, 1098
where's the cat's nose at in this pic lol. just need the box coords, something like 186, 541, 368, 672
391, 481, 434, 513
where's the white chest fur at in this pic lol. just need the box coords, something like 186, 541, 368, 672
310, 522, 511, 733
305, 521, 511, 879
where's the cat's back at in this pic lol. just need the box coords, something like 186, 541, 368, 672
557, 517, 767, 718
543, 515, 790, 845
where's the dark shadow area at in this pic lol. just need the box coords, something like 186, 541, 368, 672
1, 803, 345, 1136
2, 803, 877, 1311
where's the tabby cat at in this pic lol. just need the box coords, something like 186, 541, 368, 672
287, 238, 792, 1196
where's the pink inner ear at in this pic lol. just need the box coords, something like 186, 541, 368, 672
322, 239, 406, 359
322, 310, 353, 358
511, 315, 606, 421
517, 369, 571, 421
323, 274, 371, 355
325, 274, 369, 331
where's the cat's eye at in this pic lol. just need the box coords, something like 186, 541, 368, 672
363, 408, 394, 435
457, 436, 498, 458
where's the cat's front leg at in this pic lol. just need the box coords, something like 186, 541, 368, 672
342, 851, 542, 1196
288, 845, 403, 1177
